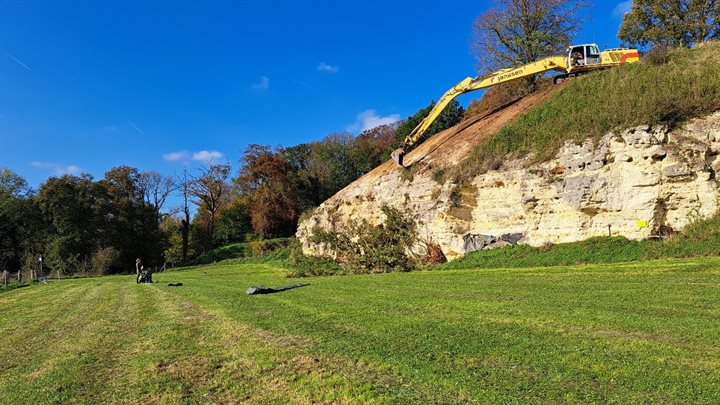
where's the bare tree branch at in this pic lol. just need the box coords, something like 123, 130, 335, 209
188, 163, 231, 239
138, 171, 176, 215
472, 0, 589, 73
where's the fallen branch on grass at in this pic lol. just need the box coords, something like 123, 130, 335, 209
246, 283, 310, 295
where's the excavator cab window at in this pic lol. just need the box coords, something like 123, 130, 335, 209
586, 45, 601, 65
569, 46, 585, 66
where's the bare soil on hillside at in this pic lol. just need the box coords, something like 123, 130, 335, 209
353, 85, 563, 189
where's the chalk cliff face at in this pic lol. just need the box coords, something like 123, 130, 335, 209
297, 110, 720, 261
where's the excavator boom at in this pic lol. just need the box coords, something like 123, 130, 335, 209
391, 45, 638, 166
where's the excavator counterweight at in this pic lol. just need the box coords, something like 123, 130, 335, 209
392, 44, 639, 167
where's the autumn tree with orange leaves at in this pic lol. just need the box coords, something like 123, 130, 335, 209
236, 145, 300, 238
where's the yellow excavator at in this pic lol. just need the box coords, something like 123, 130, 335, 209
391, 43, 640, 166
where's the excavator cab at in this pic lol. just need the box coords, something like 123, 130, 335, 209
568, 44, 602, 67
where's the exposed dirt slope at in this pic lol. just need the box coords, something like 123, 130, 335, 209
346, 85, 561, 190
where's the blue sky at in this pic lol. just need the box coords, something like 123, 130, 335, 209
0, 0, 631, 192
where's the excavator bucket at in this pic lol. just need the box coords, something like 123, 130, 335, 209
391, 147, 405, 167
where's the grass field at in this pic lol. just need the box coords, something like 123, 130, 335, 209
1, 258, 719, 403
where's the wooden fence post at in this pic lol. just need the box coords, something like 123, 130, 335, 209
3, 270, 7, 287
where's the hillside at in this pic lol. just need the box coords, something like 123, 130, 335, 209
298, 44, 720, 261
2, 259, 719, 402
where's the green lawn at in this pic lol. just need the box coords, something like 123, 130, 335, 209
1, 258, 719, 403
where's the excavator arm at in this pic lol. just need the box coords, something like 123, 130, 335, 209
391, 55, 569, 166
390, 44, 639, 167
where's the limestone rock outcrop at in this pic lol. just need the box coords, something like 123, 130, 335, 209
297, 108, 720, 261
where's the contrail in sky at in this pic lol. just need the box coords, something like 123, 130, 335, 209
121, 115, 145, 134
293, 79, 315, 90
1, 48, 31, 71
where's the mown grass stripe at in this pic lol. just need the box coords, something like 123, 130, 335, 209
2, 259, 719, 402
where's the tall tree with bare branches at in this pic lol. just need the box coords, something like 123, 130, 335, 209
178, 169, 192, 262
138, 171, 176, 222
188, 163, 231, 246
472, 0, 588, 76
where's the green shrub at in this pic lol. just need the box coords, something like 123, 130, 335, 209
431, 168, 447, 184
90, 247, 120, 275
188, 238, 291, 265
643, 45, 671, 66
647, 211, 720, 258
284, 240, 342, 277
0, 281, 30, 294
308, 205, 418, 274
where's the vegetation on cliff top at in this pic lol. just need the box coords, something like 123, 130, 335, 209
460, 42, 720, 176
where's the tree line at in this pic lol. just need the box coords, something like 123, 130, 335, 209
0, 166, 171, 277
0, 101, 463, 277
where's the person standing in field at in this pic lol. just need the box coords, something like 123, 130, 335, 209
135, 258, 142, 275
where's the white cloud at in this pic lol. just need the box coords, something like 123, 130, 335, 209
613, 1, 633, 17
347, 109, 401, 133
162, 150, 224, 164
317, 62, 339, 73
163, 150, 191, 162
191, 150, 224, 164
30, 161, 83, 176
251, 75, 270, 91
